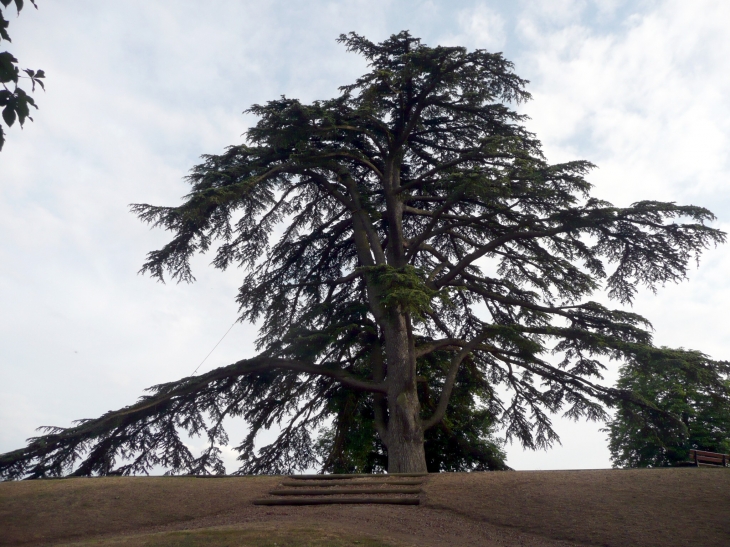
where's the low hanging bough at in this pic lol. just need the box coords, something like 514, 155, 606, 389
2, 31, 727, 479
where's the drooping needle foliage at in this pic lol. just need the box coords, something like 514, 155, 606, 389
1, 31, 725, 478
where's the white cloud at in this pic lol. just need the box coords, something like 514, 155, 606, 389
517, 0, 730, 202
438, 4, 507, 51
520, 0, 589, 26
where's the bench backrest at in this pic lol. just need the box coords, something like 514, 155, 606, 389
689, 449, 728, 466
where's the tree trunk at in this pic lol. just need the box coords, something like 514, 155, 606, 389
383, 313, 428, 473
386, 393, 427, 473
372, 160, 428, 473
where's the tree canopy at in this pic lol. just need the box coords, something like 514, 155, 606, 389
606, 348, 730, 468
0, 0, 44, 152
0, 31, 725, 478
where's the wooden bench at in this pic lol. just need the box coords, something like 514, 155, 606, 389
689, 449, 729, 467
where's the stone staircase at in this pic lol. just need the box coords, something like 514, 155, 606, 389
252, 473, 428, 506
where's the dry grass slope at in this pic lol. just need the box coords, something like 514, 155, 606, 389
425, 468, 730, 546
55, 527, 395, 547
0, 468, 728, 547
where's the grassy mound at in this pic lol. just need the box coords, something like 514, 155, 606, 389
1, 468, 728, 547
56, 527, 393, 547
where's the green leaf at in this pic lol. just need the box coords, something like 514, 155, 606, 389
22, 67, 43, 90
0, 50, 18, 83
16, 100, 29, 124
2, 103, 16, 126
0, 12, 10, 43
0, 0, 40, 153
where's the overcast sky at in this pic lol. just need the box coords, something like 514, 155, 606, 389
1, 0, 728, 472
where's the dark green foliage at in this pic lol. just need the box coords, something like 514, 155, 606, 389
0, 0, 44, 151
1, 32, 726, 478
418, 352, 509, 471
316, 392, 388, 474
319, 349, 509, 473
605, 348, 730, 468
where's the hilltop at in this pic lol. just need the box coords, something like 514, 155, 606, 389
1, 468, 728, 546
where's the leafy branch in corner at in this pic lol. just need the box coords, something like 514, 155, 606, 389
0, 0, 44, 152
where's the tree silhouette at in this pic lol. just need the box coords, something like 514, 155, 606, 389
1, 31, 725, 477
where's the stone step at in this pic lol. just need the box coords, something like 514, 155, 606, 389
279, 479, 423, 487
252, 473, 427, 506
253, 496, 420, 506
270, 487, 422, 496
287, 473, 428, 480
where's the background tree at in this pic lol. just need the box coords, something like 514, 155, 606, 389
0, 31, 725, 478
605, 348, 730, 468
0, 0, 44, 152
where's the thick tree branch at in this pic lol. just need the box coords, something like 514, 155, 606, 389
415, 338, 465, 358
422, 331, 493, 430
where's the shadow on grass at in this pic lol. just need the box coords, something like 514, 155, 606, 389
58, 527, 398, 547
